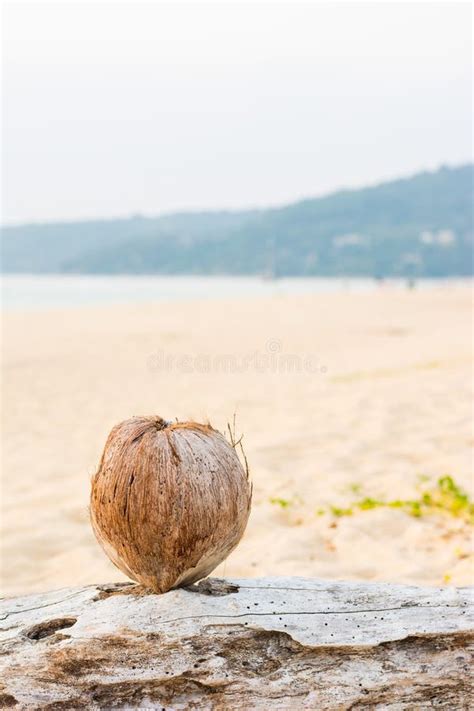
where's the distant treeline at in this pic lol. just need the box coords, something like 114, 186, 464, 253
2, 164, 473, 277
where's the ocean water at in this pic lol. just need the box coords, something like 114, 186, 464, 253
1, 274, 470, 310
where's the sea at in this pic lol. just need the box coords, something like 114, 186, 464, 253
1, 274, 471, 311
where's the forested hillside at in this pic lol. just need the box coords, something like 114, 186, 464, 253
2, 164, 472, 277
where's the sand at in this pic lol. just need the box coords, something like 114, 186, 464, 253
1, 284, 473, 595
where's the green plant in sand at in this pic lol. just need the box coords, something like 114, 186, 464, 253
270, 497, 292, 509
324, 476, 473, 524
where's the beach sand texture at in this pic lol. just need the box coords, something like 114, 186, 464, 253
1, 285, 473, 595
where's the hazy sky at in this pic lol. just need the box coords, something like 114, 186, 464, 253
2, 1, 472, 224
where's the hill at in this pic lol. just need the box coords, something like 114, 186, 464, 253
2, 164, 472, 277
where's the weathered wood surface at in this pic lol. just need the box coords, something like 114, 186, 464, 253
0, 577, 472, 710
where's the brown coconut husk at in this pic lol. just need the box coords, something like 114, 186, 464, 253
90, 416, 252, 593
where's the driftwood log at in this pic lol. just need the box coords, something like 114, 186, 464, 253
0, 576, 472, 710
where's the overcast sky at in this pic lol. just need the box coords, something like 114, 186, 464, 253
2, 1, 472, 224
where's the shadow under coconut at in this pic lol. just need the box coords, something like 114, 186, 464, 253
92, 578, 240, 602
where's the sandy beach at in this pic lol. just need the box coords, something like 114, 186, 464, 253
1, 284, 473, 595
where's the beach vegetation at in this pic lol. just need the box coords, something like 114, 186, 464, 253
270, 497, 292, 509
322, 476, 473, 524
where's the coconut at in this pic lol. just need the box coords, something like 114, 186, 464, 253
90, 416, 252, 593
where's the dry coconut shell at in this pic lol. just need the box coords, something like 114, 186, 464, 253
90, 416, 252, 593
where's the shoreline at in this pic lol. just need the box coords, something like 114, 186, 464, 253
2, 274, 472, 312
